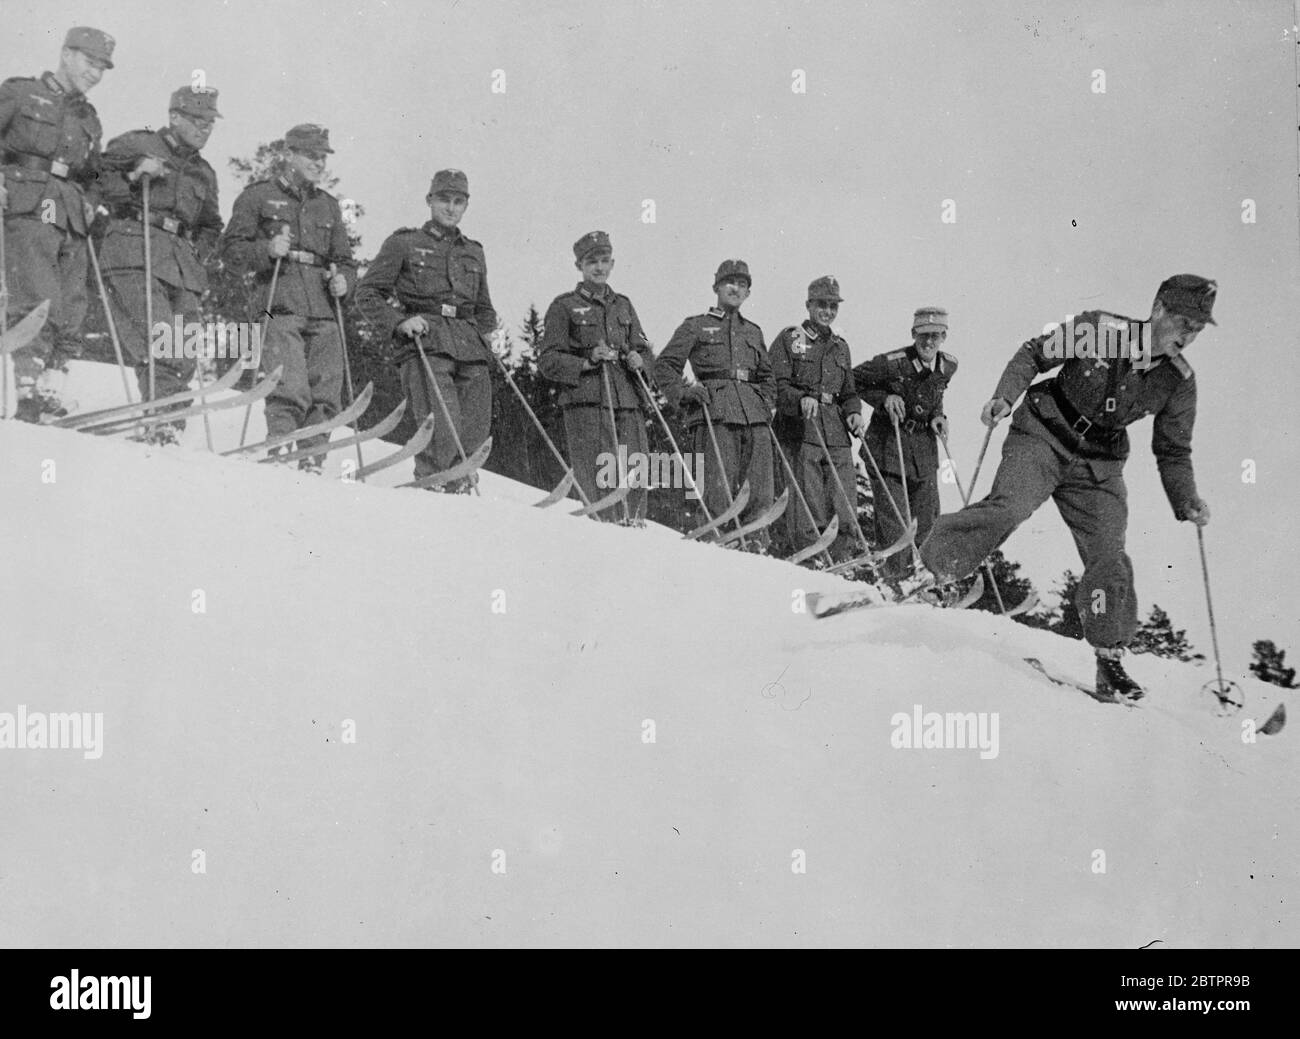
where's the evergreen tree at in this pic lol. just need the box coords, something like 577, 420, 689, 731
1129, 604, 1204, 661
1249, 640, 1298, 689
965, 549, 1043, 623
1047, 570, 1085, 641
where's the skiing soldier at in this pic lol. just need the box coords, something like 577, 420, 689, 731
654, 259, 776, 545
97, 85, 224, 443
768, 276, 864, 562
538, 230, 654, 521
0, 27, 113, 421
355, 169, 496, 493
919, 276, 1217, 700
855, 306, 957, 582
220, 124, 355, 471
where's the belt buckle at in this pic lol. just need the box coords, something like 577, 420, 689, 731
440, 304, 457, 318
49, 160, 69, 178
736, 369, 749, 382
1104, 397, 1117, 413
820, 392, 833, 405
1071, 415, 1092, 436
162, 216, 180, 234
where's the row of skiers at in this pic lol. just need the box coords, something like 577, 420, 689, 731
2, 31, 1220, 700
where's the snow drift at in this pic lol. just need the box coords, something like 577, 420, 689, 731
0, 362, 1294, 948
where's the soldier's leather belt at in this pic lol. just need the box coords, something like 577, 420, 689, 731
701, 368, 753, 382
285, 249, 323, 266
1048, 380, 1123, 445
138, 209, 192, 239
899, 417, 931, 434
816, 391, 835, 405
4, 151, 70, 178
408, 303, 475, 319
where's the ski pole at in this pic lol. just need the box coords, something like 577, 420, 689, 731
889, 411, 923, 570
1196, 525, 1238, 708
238, 242, 284, 448
856, 435, 918, 562
631, 368, 715, 528
487, 346, 592, 508
598, 356, 632, 524
141, 174, 156, 404
701, 400, 746, 546
767, 425, 833, 567
329, 265, 366, 480
968, 422, 995, 501
415, 331, 479, 496
939, 433, 1006, 614
811, 416, 871, 554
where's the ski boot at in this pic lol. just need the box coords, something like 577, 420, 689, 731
149, 423, 182, 447
266, 444, 293, 464
1094, 647, 1146, 703
298, 456, 324, 476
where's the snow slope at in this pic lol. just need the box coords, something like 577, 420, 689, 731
0, 363, 1295, 948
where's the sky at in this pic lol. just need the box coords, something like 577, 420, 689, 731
3, 0, 1298, 668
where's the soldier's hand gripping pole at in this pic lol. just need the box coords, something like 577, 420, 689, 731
767, 425, 833, 568
237, 242, 284, 448
630, 367, 716, 529
701, 401, 746, 546
811, 417, 872, 555
415, 331, 479, 497
141, 175, 157, 404
487, 346, 592, 508
939, 433, 1006, 614
329, 264, 366, 481
598, 356, 632, 524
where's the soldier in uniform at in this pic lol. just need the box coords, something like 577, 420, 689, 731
220, 124, 355, 471
0, 26, 113, 421
654, 260, 776, 543
355, 169, 496, 492
537, 230, 654, 521
855, 307, 957, 582
768, 276, 864, 562
919, 276, 1217, 700
97, 86, 224, 442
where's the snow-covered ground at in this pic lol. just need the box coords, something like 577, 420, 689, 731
0, 362, 1294, 947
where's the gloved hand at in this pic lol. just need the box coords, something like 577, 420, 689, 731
682, 383, 710, 406
847, 411, 866, 435
800, 396, 819, 419
930, 415, 949, 439
623, 350, 644, 372
397, 315, 429, 339
884, 394, 906, 422
267, 225, 291, 259
130, 156, 166, 182
981, 398, 1011, 427
589, 343, 618, 363
1181, 498, 1211, 527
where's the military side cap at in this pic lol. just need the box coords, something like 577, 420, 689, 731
1157, 274, 1217, 326
713, 259, 751, 286
430, 169, 469, 197
171, 86, 221, 120
912, 306, 949, 333
64, 27, 115, 69
285, 123, 334, 154
573, 230, 611, 262
807, 275, 843, 302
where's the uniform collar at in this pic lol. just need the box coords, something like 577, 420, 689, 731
801, 319, 828, 341
578, 283, 613, 303
41, 71, 66, 95
422, 219, 462, 242
276, 174, 309, 199
908, 345, 939, 373
709, 306, 742, 320
160, 128, 192, 158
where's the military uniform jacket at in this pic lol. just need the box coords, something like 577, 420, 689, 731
994, 310, 1199, 516
653, 307, 774, 428
97, 128, 223, 292
354, 220, 496, 365
855, 345, 957, 481
769, 320, 860, 448
0, 72, 102, 234
538, 283, 652, 409
219, 174, 356, 321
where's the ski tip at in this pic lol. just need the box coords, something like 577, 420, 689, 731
1260, 702, 1286, 736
